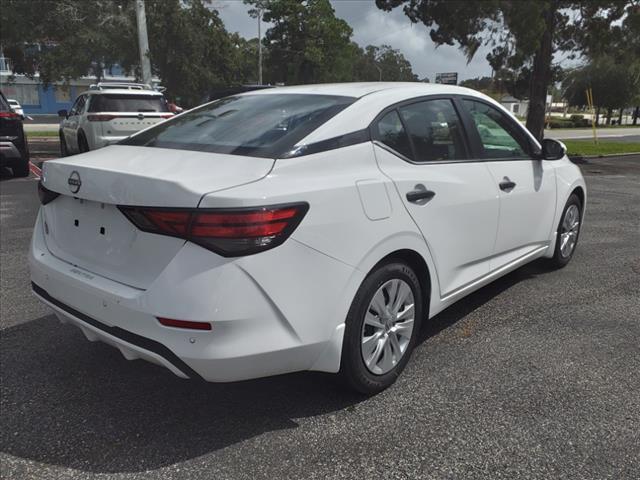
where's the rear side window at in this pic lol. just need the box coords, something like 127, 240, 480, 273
462, 99, 530, 159
398, 99, 467, 162
375, 110, 413, 159
121, 94, 355, 158
89, 94, 168, 113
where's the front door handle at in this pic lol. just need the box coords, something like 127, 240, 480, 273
499, 177, 516, 192
406, 184, 436, 205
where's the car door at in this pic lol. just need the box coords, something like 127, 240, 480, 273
373, 97, 500, 298
63, 95, 86, 152
460, 98, 557, 268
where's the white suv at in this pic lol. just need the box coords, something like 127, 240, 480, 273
58, 83, 173, 156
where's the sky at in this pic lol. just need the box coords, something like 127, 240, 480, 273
214, 0, 495, 82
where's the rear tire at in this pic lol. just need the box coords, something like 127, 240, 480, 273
12, 159, 30, 177
78, 132, 89, 153
549, 193, 582, 269
59, 132, 68, 157
340, 261, 423, 394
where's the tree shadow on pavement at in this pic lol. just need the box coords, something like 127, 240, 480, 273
0, 260, 548, 474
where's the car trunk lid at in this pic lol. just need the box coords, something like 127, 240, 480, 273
40, 145, 274, 288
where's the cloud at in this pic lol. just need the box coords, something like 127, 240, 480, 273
215, 0, 494, 81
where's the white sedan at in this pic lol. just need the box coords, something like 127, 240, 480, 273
30, 83, 586, 393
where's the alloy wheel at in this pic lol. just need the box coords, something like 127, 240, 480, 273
361, 279, 415, 375
560, 204, 580, 258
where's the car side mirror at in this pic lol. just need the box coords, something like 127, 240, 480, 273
58, 109, 68, 118
541, 138, 567, 160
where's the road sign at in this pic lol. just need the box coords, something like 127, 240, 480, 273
435, 72, 458, 85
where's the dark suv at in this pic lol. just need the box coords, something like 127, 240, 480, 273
0, 90, 30, 177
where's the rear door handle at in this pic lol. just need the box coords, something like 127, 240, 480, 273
406, 184, 436, 205
499, 177, 516, 192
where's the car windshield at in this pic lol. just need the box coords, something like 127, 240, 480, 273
88, 94, 168, 112
120, 93, 356, 158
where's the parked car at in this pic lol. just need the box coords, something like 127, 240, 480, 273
58, 82, 173, 156
31, 83, 586, 393
0, 90, 30, 177
7, 99, 25, 119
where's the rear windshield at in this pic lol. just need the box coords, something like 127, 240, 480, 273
120, 93, 355, 158
88, 94, 168, 112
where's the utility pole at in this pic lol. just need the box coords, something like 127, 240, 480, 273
257, 9, 263, 85
135, 0, 152, 86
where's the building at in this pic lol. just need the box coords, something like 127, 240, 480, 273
499, 95, 529, 118
0, 56, 154, 115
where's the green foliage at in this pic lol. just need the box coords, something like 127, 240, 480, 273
3, 0, 419, 106
562, 58, 638, 111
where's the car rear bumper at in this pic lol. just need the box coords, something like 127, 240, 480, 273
93, 135, 128, 149
29, 209, 358, 382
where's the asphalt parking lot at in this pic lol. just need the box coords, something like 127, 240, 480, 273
1, 153, 639, 479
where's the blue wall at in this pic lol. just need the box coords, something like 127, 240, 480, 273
21, 85, 79, 115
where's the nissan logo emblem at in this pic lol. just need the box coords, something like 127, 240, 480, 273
68, 170, 82, 194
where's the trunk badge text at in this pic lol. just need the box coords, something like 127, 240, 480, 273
68, 171, 82, 194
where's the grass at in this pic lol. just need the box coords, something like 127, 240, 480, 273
25, 130, 58, 137
563, 140, 640, 157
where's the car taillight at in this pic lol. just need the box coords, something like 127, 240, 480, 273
87, 114, 116, 121
38, 181, 60, 205
118, 203, 309, 257
160, 114, 174, 119
0, 111, 20, 119
158, 317, 212, 330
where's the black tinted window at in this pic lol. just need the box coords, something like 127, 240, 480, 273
399, 99, 466, 162
122, 94, 355, 158
462, 99, 529, 159
89, 94, 168, 112
376, 110, 413, 159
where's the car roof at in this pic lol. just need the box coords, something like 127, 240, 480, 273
81, 89, 164, 96
243, 82, 477, 99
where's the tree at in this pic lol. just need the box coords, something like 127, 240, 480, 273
355, 45, 419, 82
563, 58, 639, 124
375, 0, 637, 140
246, 0, 359, 84
1, 0, 134, 84
0, 0, 238, 108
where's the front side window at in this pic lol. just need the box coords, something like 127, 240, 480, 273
69, 96, 83, 116
398, 99, 467, 162
88, 94, 168, 113
375, 110, 413, 159
122, 93, 355, 158
462, 99, 529, 159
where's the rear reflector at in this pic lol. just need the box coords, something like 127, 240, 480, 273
38, 181, 60, 205
119, 203, 309, 257
158, 317, 212, 331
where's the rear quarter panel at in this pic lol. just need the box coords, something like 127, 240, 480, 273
199, 142, 442, 326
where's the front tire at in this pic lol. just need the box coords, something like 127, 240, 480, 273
340, 261, 423, 394
549, 193, 582, 268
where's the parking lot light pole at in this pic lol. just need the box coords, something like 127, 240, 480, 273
258, 9, 263, 85
135, 0, 153, 87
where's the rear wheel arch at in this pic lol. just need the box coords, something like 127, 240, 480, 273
367, 249, 432, 318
